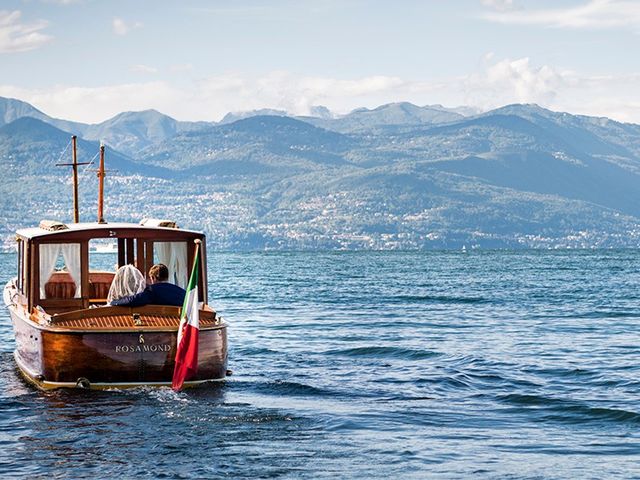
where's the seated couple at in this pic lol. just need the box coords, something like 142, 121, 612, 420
106, 263, 185, 307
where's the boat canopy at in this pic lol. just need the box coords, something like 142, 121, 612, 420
16, 220, 203, 240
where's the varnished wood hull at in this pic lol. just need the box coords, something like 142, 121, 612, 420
9, 305, 228, 390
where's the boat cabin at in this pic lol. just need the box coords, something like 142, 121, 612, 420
15, 219, 207, 315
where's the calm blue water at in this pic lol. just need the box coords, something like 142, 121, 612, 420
1, 250, 640, 478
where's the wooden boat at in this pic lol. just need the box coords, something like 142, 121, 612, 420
3, 138, 228, 390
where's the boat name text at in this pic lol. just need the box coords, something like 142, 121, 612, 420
115, 344, 171, 353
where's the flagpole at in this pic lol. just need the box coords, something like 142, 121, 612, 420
189, 238, 202, 308
172, 239, 202, 391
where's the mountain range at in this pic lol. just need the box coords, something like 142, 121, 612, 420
1, 96, 640, 250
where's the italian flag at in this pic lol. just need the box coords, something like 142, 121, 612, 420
172, 245, 200, 391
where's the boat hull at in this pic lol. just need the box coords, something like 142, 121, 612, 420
9, 305, 228, 390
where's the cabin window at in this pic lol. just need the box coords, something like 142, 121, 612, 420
154, 241, 188, 288
16, 239, 23, 293
90, 239, 118, 260
22, 241, 29, 295
39, 243, 82, 299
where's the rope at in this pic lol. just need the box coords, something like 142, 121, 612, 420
49, 137, 72, 170
77, 150, 100, 190
47, 138, 73, 220
82, 150, 100, 175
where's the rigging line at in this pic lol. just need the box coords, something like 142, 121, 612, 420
76, 150, 103, 203
49, 138, 72, 170
77, 150, 100, 187
27, 138, 72, 209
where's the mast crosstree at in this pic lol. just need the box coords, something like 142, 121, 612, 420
56, 135, 93, 223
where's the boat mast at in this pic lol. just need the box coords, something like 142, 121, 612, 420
71, 135, 80, 223
97, 143, 106, 224
56, 135, 92, 223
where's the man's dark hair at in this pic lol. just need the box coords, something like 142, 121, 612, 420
149, 263, 169, 282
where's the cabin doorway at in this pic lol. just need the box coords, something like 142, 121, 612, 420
153, 241, 188, 289
88, 239, 119, 304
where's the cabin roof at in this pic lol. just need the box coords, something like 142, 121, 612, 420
16, 221, 204, 241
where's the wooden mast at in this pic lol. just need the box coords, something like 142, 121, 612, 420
97, 143, 106, 224
71, 135, 80, 223
56, 135, 92, 223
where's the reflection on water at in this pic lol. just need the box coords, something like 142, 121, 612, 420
1, 251, 640, 477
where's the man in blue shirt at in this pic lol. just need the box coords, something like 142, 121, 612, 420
112, 263, 186, 307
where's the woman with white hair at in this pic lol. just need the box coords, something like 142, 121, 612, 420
106, 264, 146, 305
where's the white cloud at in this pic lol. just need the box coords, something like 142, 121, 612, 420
463, 57, 567, 109
41, 0, 83, 5
131, 64, 158, 74
460, 57, 640, 123
170, 63, 194, 73
0, 82, 183, 123
112, 17, 142, 36
191, 66, 640, 124
481, 0, 515, 11
2, 59, 640, 124
0, 73, 409, 122
194, 72, 406, 118
0, 10, 52, 53
483, 0, 640, 29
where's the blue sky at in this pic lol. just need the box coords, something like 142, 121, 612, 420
1, 0, 639, 123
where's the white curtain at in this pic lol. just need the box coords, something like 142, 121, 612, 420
60, 243, 82, 298
155, 242, 188, 288
39, 244, 61, 298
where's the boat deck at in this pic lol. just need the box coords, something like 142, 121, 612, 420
28, 305, 221, 331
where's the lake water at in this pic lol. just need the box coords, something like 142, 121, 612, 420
1, 250, 640, 478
